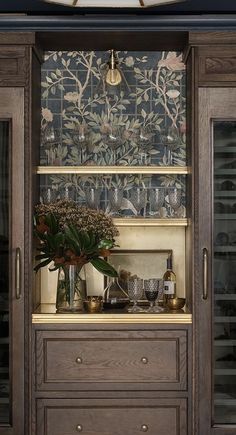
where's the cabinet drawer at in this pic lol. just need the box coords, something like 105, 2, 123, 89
36, 398, 187, 435
35, 329, 187, 391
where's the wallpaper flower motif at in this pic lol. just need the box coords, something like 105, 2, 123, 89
40, 50, 186, 218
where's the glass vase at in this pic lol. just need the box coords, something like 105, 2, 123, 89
56, 264, 86, 312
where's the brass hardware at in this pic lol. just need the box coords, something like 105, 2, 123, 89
141, 424, 149, 432
141, 357, 148, 364
203, 248, 208, 300
76, 424, 83, 432
15, 247, 21, 299
166, 297, 186, 311
76, 357, 83, 364
37, 165, 190, 175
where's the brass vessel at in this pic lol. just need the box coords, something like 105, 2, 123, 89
83, 296, 103, 313
166, 297, 186, 311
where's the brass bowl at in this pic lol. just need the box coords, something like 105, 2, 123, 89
83, 296, 103, 313
166, 297, 186, 311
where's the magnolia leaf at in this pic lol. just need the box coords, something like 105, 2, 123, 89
90, 258, 118, 277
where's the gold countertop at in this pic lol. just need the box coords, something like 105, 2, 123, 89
32, 304, 192, 324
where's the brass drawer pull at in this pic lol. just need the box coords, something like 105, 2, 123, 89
76, 357, 83, 364
76, 424, 83, 432
141, 357, 148, 364
141, 424, 149, 432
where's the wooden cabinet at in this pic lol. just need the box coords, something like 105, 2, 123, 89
32, 323, 191, 435
188, 33, 236, 435
0, 33, 41, 435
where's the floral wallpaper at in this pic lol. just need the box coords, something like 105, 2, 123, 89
40, 50, 186, 218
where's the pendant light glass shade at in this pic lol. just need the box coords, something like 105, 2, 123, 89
96, 50, 130, 96
43, 0, 185, 8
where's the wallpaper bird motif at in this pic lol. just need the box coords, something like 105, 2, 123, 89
40, 50, 186, 218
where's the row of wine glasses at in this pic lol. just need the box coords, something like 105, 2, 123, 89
85, 187, 182, 217
127, 278, 164, 313
40, 186, 182, 216
41, 123, 181, 166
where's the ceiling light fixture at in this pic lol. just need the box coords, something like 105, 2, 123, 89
42, 0, 185, 8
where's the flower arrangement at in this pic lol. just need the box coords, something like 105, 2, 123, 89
34, 199, 119, 278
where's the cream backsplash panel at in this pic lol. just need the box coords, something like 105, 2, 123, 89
40, 226, 185, 303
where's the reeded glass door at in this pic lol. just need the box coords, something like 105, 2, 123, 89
214, 121, 236, 424
0, 88, 24, 435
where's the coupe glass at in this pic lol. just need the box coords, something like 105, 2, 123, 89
108, 188, 123, 216
130, 187, 147, 216
85, 187, 102, 210
168, 187, 182, 216
127, 278, 144, 313
149, 188, 165, 216
144, 279, 164, 313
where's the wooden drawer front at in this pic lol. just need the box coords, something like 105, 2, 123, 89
198, 47, 236, 85
36, 398, 187, 435
35, 329, 187, 391
0, 47, 27, 85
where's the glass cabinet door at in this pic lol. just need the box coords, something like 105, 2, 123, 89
198, 88, 236, 435
0, 89, 24, 435
214, 121, 236, 424
0, 121, 10, 425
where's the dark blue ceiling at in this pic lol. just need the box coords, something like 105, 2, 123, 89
1, 0, 236, 14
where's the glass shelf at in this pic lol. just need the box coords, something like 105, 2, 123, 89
37, 165, 190, 175
113, 218, 188, 227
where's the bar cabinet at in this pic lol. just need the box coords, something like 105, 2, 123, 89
1, 28, 236, 435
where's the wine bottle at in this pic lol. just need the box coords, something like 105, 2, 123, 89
163, 255, 176, 305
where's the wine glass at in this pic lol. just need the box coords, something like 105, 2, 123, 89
149, 188, 165, 217
168, 187, 182, 216
85, 187, 102, 210
127, 278, 144, 313
160, 125, 179, 165
130, 187, 147, 216
144, 279, 164, 313
40, 187, 57, 204
41, 124, 59, 165
108, 188, 123, 216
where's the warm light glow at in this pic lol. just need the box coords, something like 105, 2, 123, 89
42, 0, 185, 8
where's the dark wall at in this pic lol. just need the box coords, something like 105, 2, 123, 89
0, 0, 236, 14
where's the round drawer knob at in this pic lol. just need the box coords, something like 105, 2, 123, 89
76, 357, 83, 364
141, 424, 149, 432
141, 357, 148, 364
76, 424, 83, 432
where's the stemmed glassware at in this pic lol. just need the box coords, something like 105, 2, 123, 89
108, 188, 123, 216
168, 187, 182, 216
40, 187, 57, 204
160, 125, 179, 165
130, 187, 147, 216
41, 123, 59, 165
144, 279, 164, 313
85, 187, 102, 210
127, 278, 144, 313
149, 188, 165, 217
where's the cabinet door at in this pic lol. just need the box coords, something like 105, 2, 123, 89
197, 88, 236, 434
0, 88, 24, 434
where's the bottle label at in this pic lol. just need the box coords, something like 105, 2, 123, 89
164, 281, 176, 295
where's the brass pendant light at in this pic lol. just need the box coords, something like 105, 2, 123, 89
42, 0, 185, 8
